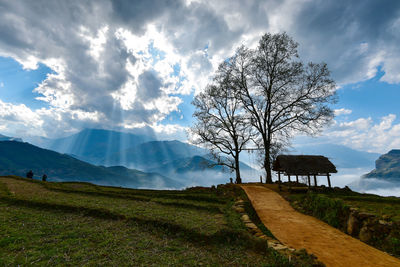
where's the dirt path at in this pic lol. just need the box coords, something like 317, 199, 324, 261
241, 185, 400, 267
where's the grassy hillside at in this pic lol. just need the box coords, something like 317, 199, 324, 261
0, 176, 298, 266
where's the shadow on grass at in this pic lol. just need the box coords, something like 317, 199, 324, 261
0, 196, 272, 254
44, 186, 223, 214
72, 186, 227, 204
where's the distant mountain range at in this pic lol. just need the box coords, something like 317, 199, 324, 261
6, 128, 385, 188
364, 150, 400, 180
27, 129, 209, 170
148, 155, 225, 174
292, 143, 380, 169
103, 140, 208, 170
0, 141, 181, 189
148, 155, 254, 180
32, 128, 155, 165
0, 129, 256, 188
0, 134, 22, 142
26, 128, 240, 175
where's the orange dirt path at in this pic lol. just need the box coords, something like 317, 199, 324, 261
241, 185, 400, 267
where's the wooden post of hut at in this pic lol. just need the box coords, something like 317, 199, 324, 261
327, 173, 332, 188
278, 171, 282, 191
313, 174, 318, 187
296, 175, 299, 183
287, 174, 292, 191
307, 174, 311, 187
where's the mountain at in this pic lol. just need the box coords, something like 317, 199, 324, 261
22, 128, 253, 185
364, 150, 400, 180
148, 155, 256, 185
103, 140, 208, 170
0, 141, 181, 189
292, 143, 380, 169
32, 128, 155, 165
149, 155, 226, 174
0, 134, 22, 142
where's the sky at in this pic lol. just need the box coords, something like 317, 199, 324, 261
0, 0, 400, 153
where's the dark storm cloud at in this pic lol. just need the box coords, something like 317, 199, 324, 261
111, 0, 182, 32
290, 0, 400, 83
137, 71, 163, 101
163, 2, 243, 54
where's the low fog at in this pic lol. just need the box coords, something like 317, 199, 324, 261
270, 166, 400, 197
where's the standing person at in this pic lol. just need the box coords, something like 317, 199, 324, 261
26, 170, 33, 179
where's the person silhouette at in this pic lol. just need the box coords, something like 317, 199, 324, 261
42, 174, 47, 182
26, 170, 33, 179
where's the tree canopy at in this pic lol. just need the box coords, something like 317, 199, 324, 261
191, 32, 336, 183
191, 64, 254, 183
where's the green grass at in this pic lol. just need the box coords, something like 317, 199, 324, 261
289, 192, 350, 230
0, 176, 296, 266
336, 195, 400, 222
288, 189, 400, 222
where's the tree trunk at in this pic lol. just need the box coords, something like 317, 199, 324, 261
264, 145, 273, 184
234, 154, 242, 184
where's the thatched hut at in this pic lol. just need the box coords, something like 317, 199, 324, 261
272, 155, 337, 187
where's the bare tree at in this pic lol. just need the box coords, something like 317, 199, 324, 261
230, 33, 337, 183
190, 63, 254, 184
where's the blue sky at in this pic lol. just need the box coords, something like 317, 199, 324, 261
0, 57, 51, 109
0, 0, 399, 153
337, 70, 400, 122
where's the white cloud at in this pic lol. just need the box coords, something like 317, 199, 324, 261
324, 114, 400, 153
0, 99, 44, 136
0, 82, 4, 87
334, 108, 352, 116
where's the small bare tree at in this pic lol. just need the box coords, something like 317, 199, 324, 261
230, 33, 337, 183
190, 63, 254, 184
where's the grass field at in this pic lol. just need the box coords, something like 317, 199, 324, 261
287, 189, 400, 222
0, 176, 300, 266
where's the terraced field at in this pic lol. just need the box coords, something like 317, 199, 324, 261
0, 176, 294, 266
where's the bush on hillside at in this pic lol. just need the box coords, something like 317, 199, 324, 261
297, 192, 351, 230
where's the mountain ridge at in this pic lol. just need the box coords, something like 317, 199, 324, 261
0, 140, 181, 189
32, 128, 155, 165
292, 143, 380, 169
364, 149, 400, 180
0, 134, 23, 142
103, 140, 208, 170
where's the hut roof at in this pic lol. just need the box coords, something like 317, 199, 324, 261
272, 155, 337, 175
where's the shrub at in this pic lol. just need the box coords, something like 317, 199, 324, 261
299, 192, 350, 230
